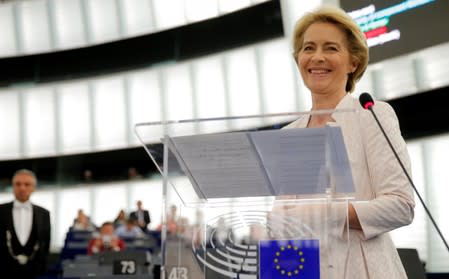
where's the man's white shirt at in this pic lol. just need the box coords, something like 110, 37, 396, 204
13, 200, 33, 246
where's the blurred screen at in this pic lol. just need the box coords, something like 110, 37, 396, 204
340, 0, 449, 63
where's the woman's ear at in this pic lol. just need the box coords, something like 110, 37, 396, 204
350, 57, 359, 74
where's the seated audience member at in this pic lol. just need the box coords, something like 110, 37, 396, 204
115, 219, 145, 239
87, 222, 125, 255
113, 209, 127, 228
72, 209, 96, 231
156, 220, 178, 236
157, 205, 179, 236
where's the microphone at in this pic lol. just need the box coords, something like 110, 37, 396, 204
359, 92, 449, 252
359, 92, 374, 110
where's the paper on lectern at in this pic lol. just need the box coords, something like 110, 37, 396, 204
167, 126, 354, 199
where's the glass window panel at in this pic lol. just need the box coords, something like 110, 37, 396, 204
87, 0, 120, 43
164, 65, 193, 120
259, 39, 296, 114
225, 47, 261, 116
59, 82, 91, 153
53, 0, 85, 49
218, 0, 250, 14
93, 184, 127, 225
163, 64, 195, 136
153, 0, 186, 30
128, 70, 163, 145
424, 134, 449, 272
121, 0, 154, 37
280, 1, 321, 39
93, 76, 127, 150
0, 5, 17, 57
130, 180, 162, 230
193, 55, 226, 118
424, 43, 449, 90
19, 0, 52, 53
0, 91, 21, 158
23, 88, 56, 156
0, 193, 13, 204
185, 0, 218, 23
58, 188, 91, 248
192, 55, 227, 133
381, 59, 417, 99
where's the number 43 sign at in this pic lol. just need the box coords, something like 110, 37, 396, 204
168, 267, 189, 279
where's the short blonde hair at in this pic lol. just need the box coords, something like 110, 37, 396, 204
292, 6, 368, 93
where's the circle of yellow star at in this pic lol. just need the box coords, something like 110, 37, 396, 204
274, 245, 305, 277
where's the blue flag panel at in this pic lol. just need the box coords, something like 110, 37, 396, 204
259, 239, 320, 279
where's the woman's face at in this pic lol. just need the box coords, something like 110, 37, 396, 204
297, 22, 356, 96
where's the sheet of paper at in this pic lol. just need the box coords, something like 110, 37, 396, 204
250, 126, 354, 195
324, 126, 355, 194
169, 132, 274, 199
248, 128, 328, 195
168, 126, 354, 199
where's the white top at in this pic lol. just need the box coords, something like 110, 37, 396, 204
284, 94, 414, 278
115, 225, 145, 238
13, 200, 33, 246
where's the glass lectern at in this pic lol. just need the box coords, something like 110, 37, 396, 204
135, 110, 356, 279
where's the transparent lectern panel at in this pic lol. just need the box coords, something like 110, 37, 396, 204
134, 112, 301, 181
162, 199, 348, 279
134, 110, 356, 279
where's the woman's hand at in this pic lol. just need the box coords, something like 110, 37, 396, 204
348, 203, 362, 230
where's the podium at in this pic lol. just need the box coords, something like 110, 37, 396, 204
135, 111, 356, 279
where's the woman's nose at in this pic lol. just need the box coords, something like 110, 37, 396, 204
311, 50, 325, 63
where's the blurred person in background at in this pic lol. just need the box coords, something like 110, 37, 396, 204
115, 218, 145, 239
157, 204, 179, 236
0, 169, 51, 279
87, 222, 125, 255
71, 209, 96, 231
130, 200, 151, 232
128, 166, 143, 180
113, 209, 128, 228
82, 169, 93, 183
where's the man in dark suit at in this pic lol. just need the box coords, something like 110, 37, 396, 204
0, 169, 51, 279
129, 200, 151, 232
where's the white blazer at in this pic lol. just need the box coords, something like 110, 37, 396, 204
284, 94, 415, 278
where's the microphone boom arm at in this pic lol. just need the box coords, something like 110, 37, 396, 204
367, 105, 449, 253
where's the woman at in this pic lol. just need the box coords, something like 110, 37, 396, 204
113, 209, 127, 228
285, 6, 415, 278
71, 209, 96, 231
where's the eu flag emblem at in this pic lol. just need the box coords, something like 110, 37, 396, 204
259, 239, 320, 279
